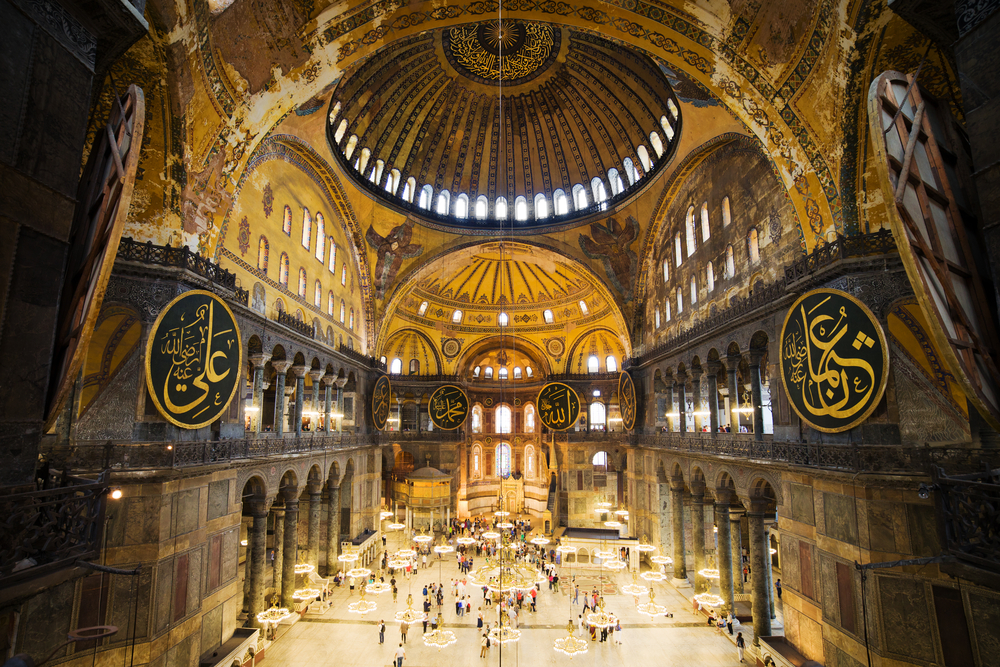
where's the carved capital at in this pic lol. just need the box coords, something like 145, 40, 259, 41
321, 375, 335, 386
249, 353, 271, 369
290, 364, 308, 378
706, 360, 723, 375
272, 360, 293, 374
308, 369, 323, 382
245, 497, 273, 518
714, 487, 735, 506
334, 377, 348, 389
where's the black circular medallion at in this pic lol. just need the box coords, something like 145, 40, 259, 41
429, 384, 470, 430
536, 382, 581, 431
372, 375, 391, 430
619, 371, 637, 431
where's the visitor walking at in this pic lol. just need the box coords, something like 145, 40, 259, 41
395, 643, 406, 667
736, 632, 746, 662
400, 621, 408, 643
775, 579, 782, 600
379, 620, 385, 644
480, 633, 489, 658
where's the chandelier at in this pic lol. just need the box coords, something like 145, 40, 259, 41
423, 628, 457, 650
488, 615, 522, 645
693, 592, 725, 608
641, 570, 667, 582
553, 621, 588, 657
620, 573, 647, 597
294, 563, 315, 574
256, 606, 292, 625
348, 586, 378, 615
698, 568, 720, 579
586, 600, 617, 629
394, 594, 426, 625
636, 588, 667, 617
457, 536, 476, 546
292, 588, 320, 601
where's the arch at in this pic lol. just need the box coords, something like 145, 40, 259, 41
496, 404, 512, 434
685, 206, 696, 256
726, 244, 736, 278
495, 442, 512, 478
606, 355, 618, 372
572, 183, 588, 210
587, 355, 599, 373
495, 196, 508, 219
301, 207, 312, 250
592, 449, 610, 470
553, 189, 568, 215
590, 402, 607, 428
524, 443, 536, 477
649, 131, 664, 157
403, 177, 416, 203
282, 205, 292, 235
455, 193, 469, 218
278, 253, 289, 286
690, 274, 697, 304
387, 168, 401, 195
313, 280, 322, 306
358, 147, 371, 174
722, 196, 732, 227
436, 189, 450, 215
475, 195, 489, 219
608, 168, 624, 196
298, 268, 307, 297
748, 228, 760, 264
637, 145, 651, 172
344, 135, 358, 160
471, 443, 483, 479
257, 236, 269, 272
706, 261, 715, 292
623, 157, 639, 185
543, 309, 554, 324
701, 202, 710, 241
590, 177, 608, 204
534, 193, 549, 218
471, 405, 483, 433
514, 196, 528, 221
418, 184, 433, 209
674, 232, 683, 267
314, 213, 326, 262
524, 403, 535, 433
390, 358, 402, 374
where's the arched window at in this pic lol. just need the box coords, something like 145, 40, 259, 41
655, 307, 661, 328
452, 309, 462, 323
591, 177, 607, 204
472, 444, 482, 476
339, 299, 345, 323
665, 299, 671, 322
572, 184, 588, 210
726, 245, 736, 278
328, 291, 335, 316
372, 159, 384, 185
722, 196, 731, 227
475, 196, 489, 219
674, 233, 683, 267
275, 298, 285, 313
387, 169, 401, 195
436, 189, 450, 215
334, 118, 347, 143
748, 228, 760, 264
358, 147, 371, 174
341, 264, 347, 286
257, 236, 269, 272
402, 177, 416, 203
498, 367, 508, 380
543, 309, 554, 324
495, 197, 508, 220
667, 98, 679, 120
662, 258, 669, 283
686, 207, 696, 257
315, 213, 326, 262
514, 196, 528, 221
498, 312, 508, 327
623, 157, 639, 185
579, 300, 589, 315
588, 355, 599, 373
608, 169, 624, 196
278, 253, 289, 286
455, 193, 469, 218
349, 308, 354, 330
525, 443, 535, 475
329, 242, 337, 272
690, 275, 698, 304
473, 366, 481, 378
701, 202, 710, 241
314, 280, 321, 306
513, 366, 522, 379
390, 358, 402, 374
553, 189, 568, 215
637, 145, 651, 172
660, 115, 674, 141
706, 261, 715, 292
525, 366, 533, 377
418, 185, 433, 209
496, 405, 512, 434
472, 406, 483, 433
676, 287, 683, 313
606, 356, 618, 372
590, 402, 607, 428
534, 193, 549, 218
299, 268, 307, 297
409, 359, 419, 374
484, 367, 494, 379
417, 301, 428, 316
649, 131, 664, 157
344, 135, 358, 160
282, 205, 292, 236
495, 443, 511, 477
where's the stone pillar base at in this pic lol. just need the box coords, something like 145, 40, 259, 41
671, 577, 692, 588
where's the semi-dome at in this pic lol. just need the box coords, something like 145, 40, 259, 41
327, 20, 681, 233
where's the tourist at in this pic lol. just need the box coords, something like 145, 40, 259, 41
736, 632, 746, 662
395, 643, 406, 667
400, 621, 407, 643
776, 579, 782, 600
726, 612, 734, 635
573, 584, 579, 604
477, 608, 484, 628
480, 633, 489, 658
379, 620, 385, 644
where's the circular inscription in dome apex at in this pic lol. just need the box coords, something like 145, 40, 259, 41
445, 20, 558, 85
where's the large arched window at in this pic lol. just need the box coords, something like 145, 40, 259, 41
328, 291, 335, 316
279, 253, 289, 286
496, 405, 512, 434
534, 193, 549, 218
455, 193, 469, 219
514, 196, 528, 221
677, 286, 684, 313
484, 367, 494, 379
417, 301, 428, 316
579, 300, 589, 315
553, 189, 568, 215
525, 444, 535, 477
341, 264, 347, 286
418, 184, 433, 209
655, 307, 661, 328
662, 259, 669, 283
706, 261, 715, 292
722, 196, 731, 227
690, 275, 698, 304
498, 367, 508, 380
543, 309, 554, 324
524, 404, 535, 433
452, 309, 463, 323
649, 131, 664, 157
525, 366, 533, 377
301, 208, 312, 251
436, 189, 450, 215
390, 358, 402, 374
339, 300, 345, 323
572, 184, 588, 210
726, 245, 736, 278
668, 98, 679, 119
591, 177, 607, 204
314, 280, 322, 306
748, 228, 760, 264
665, 299, 671, 322
637, 145, 651, 172
334, 118, 347, 143
495, 197, 508, 220
606, 356, 618, 373
513, 366, 522, 379
592, 450, 609, 470
608, 168, 624, 196
315, 213, 326, 262
387, 169, 401, 195
590, 402, 607, 429
358, 147, 371, 174
472, 444, 482, 478
329, 242, 337, 272
701, 202, 710, 241
257, 236, 269, 272
625, 157, 640, 184
495, 443, 511, 478
473, 366, 481, 378
674, 233, 683, 267
298, 268, 307, 297
686, 206, 696, 256
660, 115, 674, 141
349, 308, 354, 330
472, 406, 483, 433
475, 196, 489, 219
498, 312, 508, 327
402, 177, 416, 203
588, 355, 599, 373
409, 359, 419, 374
283, 205, 292, 236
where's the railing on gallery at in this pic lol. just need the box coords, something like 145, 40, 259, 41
340, 344, 385, 371
932, 466, 1000, 571
386, 374, 461, 383
118, 238, 238, 291
783, 228, 896, 283
0, 472, 108, 590
275, 310, 315, 338
549, 372, 621, 382
377, 430, 463, 442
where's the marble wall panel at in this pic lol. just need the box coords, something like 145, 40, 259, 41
781, 536, 801, 592
165, 633, 197, 667
879, 576, 933, 661
200, 603, 223, 655
174, 489, 201, 537
867, 501, 897, 553
108, 565, 153, 640
819, 555, 839, 626
822, 493, 858, 545
221, 528, 239, 587
968, 590, 1000, 667
823, 640, 866, 667
21, 578, 74, 660
208, 480, 229, 521
154, 558, 173, 634
790, 483, 815, 525
186, 547, 204, 617
906, 504, 940, 557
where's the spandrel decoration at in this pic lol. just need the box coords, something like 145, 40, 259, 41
372, 375, 391, 430
537, 382, 581, 431
428, 384, 469, 430
145, 290, 242, 429
780, 289, 889, 433
619, 371, 637, 431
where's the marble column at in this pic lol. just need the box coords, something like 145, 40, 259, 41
690, 365, 703, 433
272, 505, 285, 600
309, 369, 323, 431
706, 361, 721, 437
670, 481, 687, 581
715, 493, 735, 615
731, 511, 744, 594
336, 377, 348, 434
272, 361, 292, 436
765, 525, 776, 619
291, 365, 307, 437
326, 485, 341, 575
664, 380, 674, 431
726, 356, 740, 432
746, 504, 772, 645
675, 374, 687, 434
281, 491, 300, 608
322, 377, 334, 434
250, 354, 270, 434
247, 499, 271, 626
691, 487, 706, 592
308, 487, 323, 568
748, 353, 764, 440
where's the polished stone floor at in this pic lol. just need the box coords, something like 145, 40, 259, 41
261, 554, 756, 667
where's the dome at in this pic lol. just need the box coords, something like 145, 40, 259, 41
327, 20, 681, 233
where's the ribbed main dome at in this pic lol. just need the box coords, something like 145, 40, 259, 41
327, 21, 681, 232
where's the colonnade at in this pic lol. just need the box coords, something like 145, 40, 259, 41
248, 354, 348, 435
665, 351, 767, 439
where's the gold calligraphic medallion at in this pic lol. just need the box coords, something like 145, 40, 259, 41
619, 371, 637, 431
372, 375, 391, 430
145, 290, 242, 429
428, 384, 469, 430
536, 382, 581, 431
779, 289, 889, 433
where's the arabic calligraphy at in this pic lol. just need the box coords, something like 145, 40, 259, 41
429, 384, 470, 430
537, 382, 581, 431
447, 20, 554, 82
145, 290, 242, 429
371, 375, 391, 430
619, 371, 637, 431
780, 289, 889, 433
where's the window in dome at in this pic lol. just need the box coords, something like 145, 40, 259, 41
637, 145, 651, 172
676, 287, 683, 313
553, 189, 568, 215
349, 308, 354, 330
623, 157, 639, 185
748, 228, 760, 264
722, 196, 731, 227
418, 301, 428, 316
418, 184, 433, 210
257, 236, 269, 272
591, 177, 608, 204
667, 98, 679, 119
543, 309, 554, 324
484, 366, 494, 379
473, 366, 481, 378
499, 367, 508, 380
686, 207, 696, 257
314, 280, 321, 306
726, 244, 736, 278
650, 131, 664, 158
315, 213, 326, 262
495, 197, 508, 219
402, 177, 416, 203
498, 312, 508, 326
329, 242, 337, 273
579, 300, 589, 315
341, 264, 347, 286
409, 359, 419, 374
701, 202, 711, 241
452, 309, 462, 323
706, 261, 715, 292
358, 148, 371, 174
514, 196, 528, 221
345, 135, 358, 160
475, 195, 489, 219
534, 193, 549, 218
373, 159, 384, 185
328, 291, 334, 316
334, 118, 348, 144
588, 355, 599, 373
662, 259, 669, 283
572, 184, 588, 210
436, 189, 450, 215
674, 233, 683, 267
455, 193, 469, 218
340, 300, 345, 323
390, 358, 402, 374
513, 367, 522, 379
655, 307, 660, 328
298, 268, 307, 297
387, 168, 400, 194
606, 356, 617, 372
660, 115, 674, 142
283, 205, 292, 236
665, 299, 671, 322
525, 366, 533, 377
690, 275, 698, 304
495, 442, 511, 476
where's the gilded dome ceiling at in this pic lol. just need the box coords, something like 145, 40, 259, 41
327, 20, 681, 233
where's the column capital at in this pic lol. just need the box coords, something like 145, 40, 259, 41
321, 374, 336, 386
245, 497, 273, 518
670, 476, 686, 492
281, 486, 300, 503
249, 353, 271, 369
290, 364, 308, 378
308, 369, 323, 382
744, 351, 764, 368
689, 364, 703, 379
714, 487, 735, 505
674, 369, 688, 383
742, 497, 774, 516
725, 354, 741, 372
272, 360, 293, 374
334, 377, 348, 389
689, 483, 706, 502
706, 360, 723, 375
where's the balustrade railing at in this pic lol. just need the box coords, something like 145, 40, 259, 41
118, 238, 238, 290
340, 344, 384, 370
276, 310, 315, 338
932, 466, 1000, 571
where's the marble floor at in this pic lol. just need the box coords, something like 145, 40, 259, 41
260, 556, 754, 667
